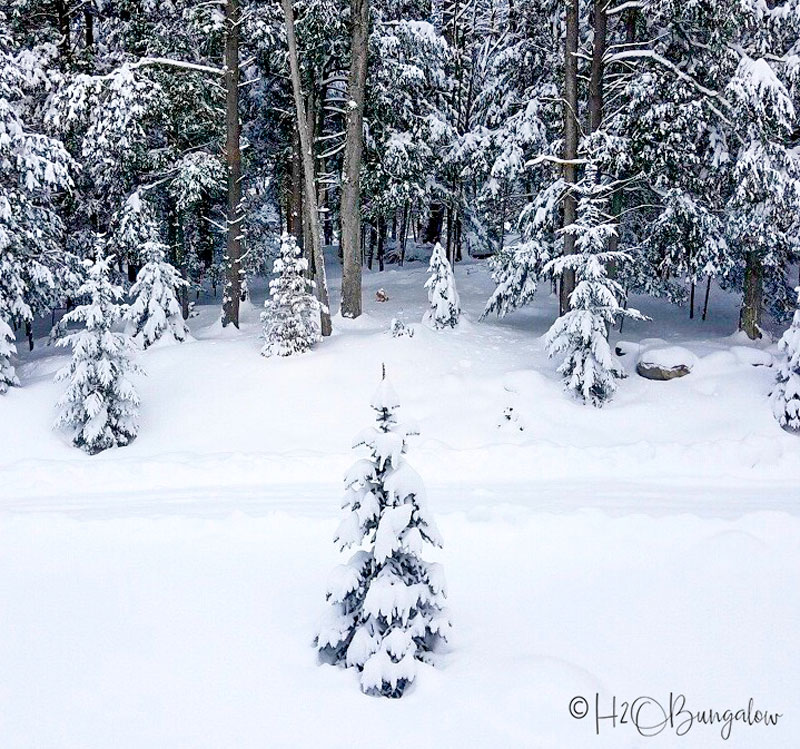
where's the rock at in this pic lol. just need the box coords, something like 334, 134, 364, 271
615, 340, 641, 358
637, 361, 692, 380
636, 346, 698, 380
376, 288, 389, 302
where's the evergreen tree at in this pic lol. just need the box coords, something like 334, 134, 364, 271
0, 252, 28, 394
55, 247, 140, 454
424, 242, 460, 329
544, 170, 643, 406
126, 241, 189, 349
316, 373, 450, 698
261, 233, 323, 357
1, 12, 78, 338
772, 288, 800, 432
0, 315, 19, 394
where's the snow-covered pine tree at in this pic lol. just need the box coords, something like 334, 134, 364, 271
545, 169, 643, 406
126, 241, 189, 349
424, 242, 460, 329
316, 372, 450, 698
773, 288, 800, 431
0, 252, 26, 395
55, 247, 141, 454
0, 315, 19, 394
261, 233, 323, 357
0, 14, 78, 344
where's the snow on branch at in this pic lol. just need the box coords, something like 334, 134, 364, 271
606, 49, 730, 106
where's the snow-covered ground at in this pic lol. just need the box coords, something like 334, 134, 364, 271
1, 253, 798, 747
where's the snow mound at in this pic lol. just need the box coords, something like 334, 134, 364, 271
614, 340, 642, 358
731, 346, 774, 367
332, 312, 383, 332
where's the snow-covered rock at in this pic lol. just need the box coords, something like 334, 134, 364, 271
636, 346, 698, 380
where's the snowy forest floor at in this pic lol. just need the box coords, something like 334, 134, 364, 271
1, 251, 798, 747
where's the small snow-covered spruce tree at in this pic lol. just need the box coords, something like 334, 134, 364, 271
55, 248, 141, 454
126, 241, 188, 349
545, 170, 644, 406
424, 242, 460, 329
0, 315, 19, 394
316, 372, 450, 698
772, 288, 800, 431
261, 233, 323, 357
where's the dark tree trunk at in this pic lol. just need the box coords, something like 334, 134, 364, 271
559, 0, 579, 316
199, 194, 212, 267
446, 204, 454, 265
221, 0, 243, 328
607, 7, 636, 262
702, 276, 712, 321
399, 201, 409, 266
301, 89, 316, 279
288, 130, 304, 248
377, 216, 386, 272
424, 203, 444, 244
739, 252, 763, 339
367, 223, 376, 270
340, 0, 369, 317
84, 9, 94, 50
282, 0, 332, 335
588, 0, 606, 134
55, 0, 71, 67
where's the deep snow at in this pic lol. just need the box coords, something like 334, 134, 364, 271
0, 252, 798, 747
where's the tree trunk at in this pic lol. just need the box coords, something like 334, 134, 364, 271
84, 9, 94, 50
199, 194, 212, 267
606, 6, 635, 262
340, 0, 370, 318
282, 0, 332, 335
446, 203, 454, 265
424, 203, 444, 244
702, 276, 712, 321
287, 129, 304, 248
377, 216, 386, 272
367, 223, 376, 270
588, 0, 606, 134
55, 0, 71, 67
399, 201, 409, 266
559, 0, 579, 317
221, 0, 243, 328
302, 90, 316, 279
739, 251, 763, 339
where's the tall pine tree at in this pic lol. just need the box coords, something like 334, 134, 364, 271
545, 168, 643, 406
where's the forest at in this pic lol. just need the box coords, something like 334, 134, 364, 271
1, 0, 800, 743
3, 1, 800, 415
